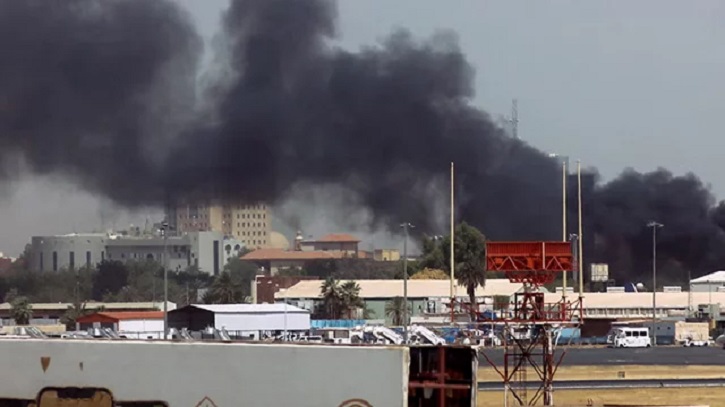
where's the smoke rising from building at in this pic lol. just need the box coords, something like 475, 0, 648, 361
0, 0, 723, 282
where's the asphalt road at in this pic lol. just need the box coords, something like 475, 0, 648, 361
479, 346, 725, 366
478, 378, 725, 390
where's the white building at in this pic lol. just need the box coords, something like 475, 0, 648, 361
690, 271, 725, 293
30, 231, 231, 275
75, 311, 164, 339
168, 304, 310, 335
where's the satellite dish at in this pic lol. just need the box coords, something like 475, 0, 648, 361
636, 283, 644, 290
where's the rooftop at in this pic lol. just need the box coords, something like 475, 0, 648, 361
0, 301, 175, 312
691, 271, 725, 284
544, 292, 725, 308
76, 311, 165, 322
177, 304, 309, 314
309, 233, 360, 243
241, 248, 347, 261
276, 279, 524, 299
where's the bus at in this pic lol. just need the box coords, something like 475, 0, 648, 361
607, 327, 652, 348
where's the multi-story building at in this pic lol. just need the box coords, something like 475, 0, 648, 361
171, 203, 271, 249
29, 231, 241, 276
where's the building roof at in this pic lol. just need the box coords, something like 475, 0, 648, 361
544, 292, 725, 309
0, 301, 175, 312
76, 311, 164, 323
314, 233, 361, 243
241, 248, 346, 261
177, 304, 309, 314
691, 271, 725, 284
276, 279, 523, 299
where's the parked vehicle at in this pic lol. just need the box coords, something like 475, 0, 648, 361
607, 327, 651, 348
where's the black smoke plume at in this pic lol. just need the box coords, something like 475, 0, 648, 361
0, 0, 723, 284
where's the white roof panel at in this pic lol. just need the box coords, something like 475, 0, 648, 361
189, 304, 309, 314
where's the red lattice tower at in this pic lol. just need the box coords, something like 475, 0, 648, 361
480, 241, 582, 406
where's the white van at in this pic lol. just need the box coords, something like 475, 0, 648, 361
607, 327, 652, 348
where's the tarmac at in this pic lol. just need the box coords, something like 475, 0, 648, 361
479, 346, 725, 366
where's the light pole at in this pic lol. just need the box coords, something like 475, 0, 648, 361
161, 221, 169, 340
401, 222, 414, 344
647, 221, 663, 346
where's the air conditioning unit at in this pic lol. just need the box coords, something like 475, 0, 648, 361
606, 286, 625, 293
663, 286, 682, 293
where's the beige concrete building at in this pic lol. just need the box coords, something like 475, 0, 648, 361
171, 203, 272, 249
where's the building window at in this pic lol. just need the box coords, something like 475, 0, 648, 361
69, 251, 75, 269
52, 251, 58, 271
39, 253, 44, 271
86, 251, 91, 268
101, 251, 105, 261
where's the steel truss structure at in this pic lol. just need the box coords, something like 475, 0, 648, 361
477, 241, 583, 406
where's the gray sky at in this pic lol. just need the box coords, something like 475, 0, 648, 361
3, 0, 724, 256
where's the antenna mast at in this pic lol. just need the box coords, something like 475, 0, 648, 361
511, 99, 519, 139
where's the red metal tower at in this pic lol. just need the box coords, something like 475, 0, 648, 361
480, 240, 583, 406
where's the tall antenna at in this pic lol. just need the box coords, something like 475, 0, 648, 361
511, 99, 519, 140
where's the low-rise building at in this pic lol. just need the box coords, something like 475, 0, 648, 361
276, 279, 524, 323
168, 304, 310, 338
241, 248, 346, 275
298, 233, 360, 256
75, 311, 164, 339
0, 301, 175, 326
690, 271, 725, 293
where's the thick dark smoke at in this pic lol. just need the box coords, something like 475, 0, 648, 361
1, 0, 724, 283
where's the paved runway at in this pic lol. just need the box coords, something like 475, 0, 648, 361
479, 346, 725, 366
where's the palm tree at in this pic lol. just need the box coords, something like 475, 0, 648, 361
454, 223, 487, 320
385, 296, 407, 326
209, 272, 241, 303
60, 301, 101, 330
320, 277, 342, 319
340, 281, 364, 319
10, 296, 33, 325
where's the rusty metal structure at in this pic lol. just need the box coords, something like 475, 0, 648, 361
479, 239, 583, 406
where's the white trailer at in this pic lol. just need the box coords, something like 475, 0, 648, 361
0, 339, 477, 406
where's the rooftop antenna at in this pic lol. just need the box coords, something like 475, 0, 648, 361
511, 99, 519, 140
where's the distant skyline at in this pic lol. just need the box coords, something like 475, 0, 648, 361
2, 0, 724, 256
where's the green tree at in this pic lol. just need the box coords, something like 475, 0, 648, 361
224, 258, 258, 298
10, 296, 32, 325
60, 301, 101, 331
385, 296, 408, 326
208, 272, 243, 303
320, 277, 343, 319
92, 260, 129, 300
421, 223, 488, 320
339, 281, 364, 319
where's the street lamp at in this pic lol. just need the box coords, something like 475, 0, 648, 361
161, 221, 169, 339
401, 222, 414, 344
647, 221, 663, 346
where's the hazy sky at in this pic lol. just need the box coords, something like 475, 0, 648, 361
3, 0, 724, 256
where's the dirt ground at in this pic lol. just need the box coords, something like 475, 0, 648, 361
478, 365, 725, 381
477, 386, 725, 406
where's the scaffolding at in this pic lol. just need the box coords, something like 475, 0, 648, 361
478, 240, 583, 406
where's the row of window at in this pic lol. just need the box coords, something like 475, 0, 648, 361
228, 212, 266, 220
40, 251, 99, 272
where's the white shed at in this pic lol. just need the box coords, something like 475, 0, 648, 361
168, 304, 310, 333
690, 271, 725, 293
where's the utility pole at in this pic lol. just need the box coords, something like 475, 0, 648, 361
162, 220, 169, 340
647, 221, 663, 346
401, 222, 414, 344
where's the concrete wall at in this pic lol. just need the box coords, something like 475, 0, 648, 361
0, 339, 408, 407
189, 231, 224, 275
106, 236, 191, 272
118, 319, 164, 334
30, 235, 107, 272
215, 310, 310, 331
